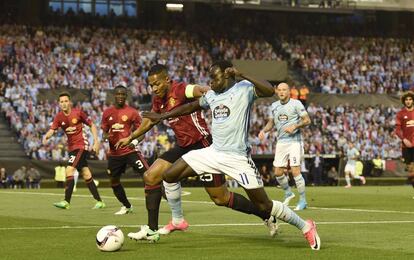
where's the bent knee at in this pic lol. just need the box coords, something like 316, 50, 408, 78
210, 195, 229, 206
143, 171, 162, 186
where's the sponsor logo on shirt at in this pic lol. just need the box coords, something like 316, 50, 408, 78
278, 114, 288, 121
213, 104, 230, 121
407, 120, 414, 127
111, 123, 125, 132
65, 126, 77, 134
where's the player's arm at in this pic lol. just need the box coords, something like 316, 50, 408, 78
185, 84, 210, 98
395, 112, 412, 147
142, 100, 202, 122
225, 67, 274, 97
259, 118, 274, 141
42, 129, 56, 145
90, 123, 100, 154
115, 117, 156, 149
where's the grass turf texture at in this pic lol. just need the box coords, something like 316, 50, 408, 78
1, 186, 414, 260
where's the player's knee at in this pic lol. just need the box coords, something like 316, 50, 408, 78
143, 171, 159, 186
110, 177, 120, 186
209, 195, 228, 206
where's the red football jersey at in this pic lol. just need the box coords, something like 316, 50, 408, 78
152, 81, 210, 147
395, 108, 414, 147
101, 105, 141, 156
51, 108, 92, 152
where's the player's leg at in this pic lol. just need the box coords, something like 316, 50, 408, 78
344, 163, 352, 188
288, 142, 306, 210
81, 166, 105, 209
128, 158, 170, 242
73, 169, 79, 192
203, 181, 279, 236
53, 165, 76, 209
156, 147, 191, 235
108, 155, 132, 215
54, 149, 81, 209
245, 188, 320, 250
273, 143, 295, 205
291, 166, 307, 210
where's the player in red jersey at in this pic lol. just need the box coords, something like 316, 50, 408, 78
43, 92, 105, 209
102, 83, 150, 215
395, 91, 414, 196
115, 64, 275, 242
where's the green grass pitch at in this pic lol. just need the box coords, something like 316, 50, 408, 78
1, 186, 414, 260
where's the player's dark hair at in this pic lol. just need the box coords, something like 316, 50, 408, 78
148, 64, 168, 77
58, 92, 71, 101
210, 60, 233, 73
114, 84, 127, 91
401, 91, 414, 105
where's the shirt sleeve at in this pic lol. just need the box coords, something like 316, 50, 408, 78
199, 93, 210, 109
240, 80, 257, 102
395, 112, 403, 140
295, 100, 308, 117
50, 115, 60, 130
101, 110, 109, 132
132, 110, 142, 129
79, 110, 92, 126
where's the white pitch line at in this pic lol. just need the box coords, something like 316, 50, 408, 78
1, 220, 414, 231
308, 206, 414, 215
2, 190, 414, 214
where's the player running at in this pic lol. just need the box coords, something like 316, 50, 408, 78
101, 83, 150, 215
43, 92, 105, 209
259, 83, 311, 210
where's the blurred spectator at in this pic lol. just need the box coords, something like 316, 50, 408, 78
54, 163, 66, 188
310, 150, 324, 186
299, 85, 309, 107
327, 166, 339, 186
0, 167, 9, 188
290, 85, 299, 99
26, 166, 41, 189
260, 164, 274, 186
371, 154, 384, 177
12, 166, 26, 189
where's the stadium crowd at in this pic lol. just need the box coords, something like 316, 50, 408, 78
0, 24, 405, 162
282, 35, 414, 94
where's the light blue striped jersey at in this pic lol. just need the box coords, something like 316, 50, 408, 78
269, 98, 308, 143
346, 147, 359, 166
199, 80, 257, 155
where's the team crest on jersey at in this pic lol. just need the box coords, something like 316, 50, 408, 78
121, 115, 128, 122
71, 118, 78, 124
278, 114, 288, 121
213, 104, 230, 121
168, 97, 176, 107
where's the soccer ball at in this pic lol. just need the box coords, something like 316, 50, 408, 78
96, 225, 124, 252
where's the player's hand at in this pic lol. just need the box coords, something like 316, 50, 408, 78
115, 136, 131, 149
42, 137, 48, 146
224, 67, 242, 78
93, 142, 100, 154
284, 125, 297, 134
142, 112, 162, 123
258, 130, 267, 141
403, 138, 413, 148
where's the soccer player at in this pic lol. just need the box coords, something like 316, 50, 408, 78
101, 83, 149, 215
43, 92, 105, 209
344, 142, 366, 188
116, 64, 276, 242
144, 61, 320, 250
395, 91, 414, 196
259, 83, 310, 211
